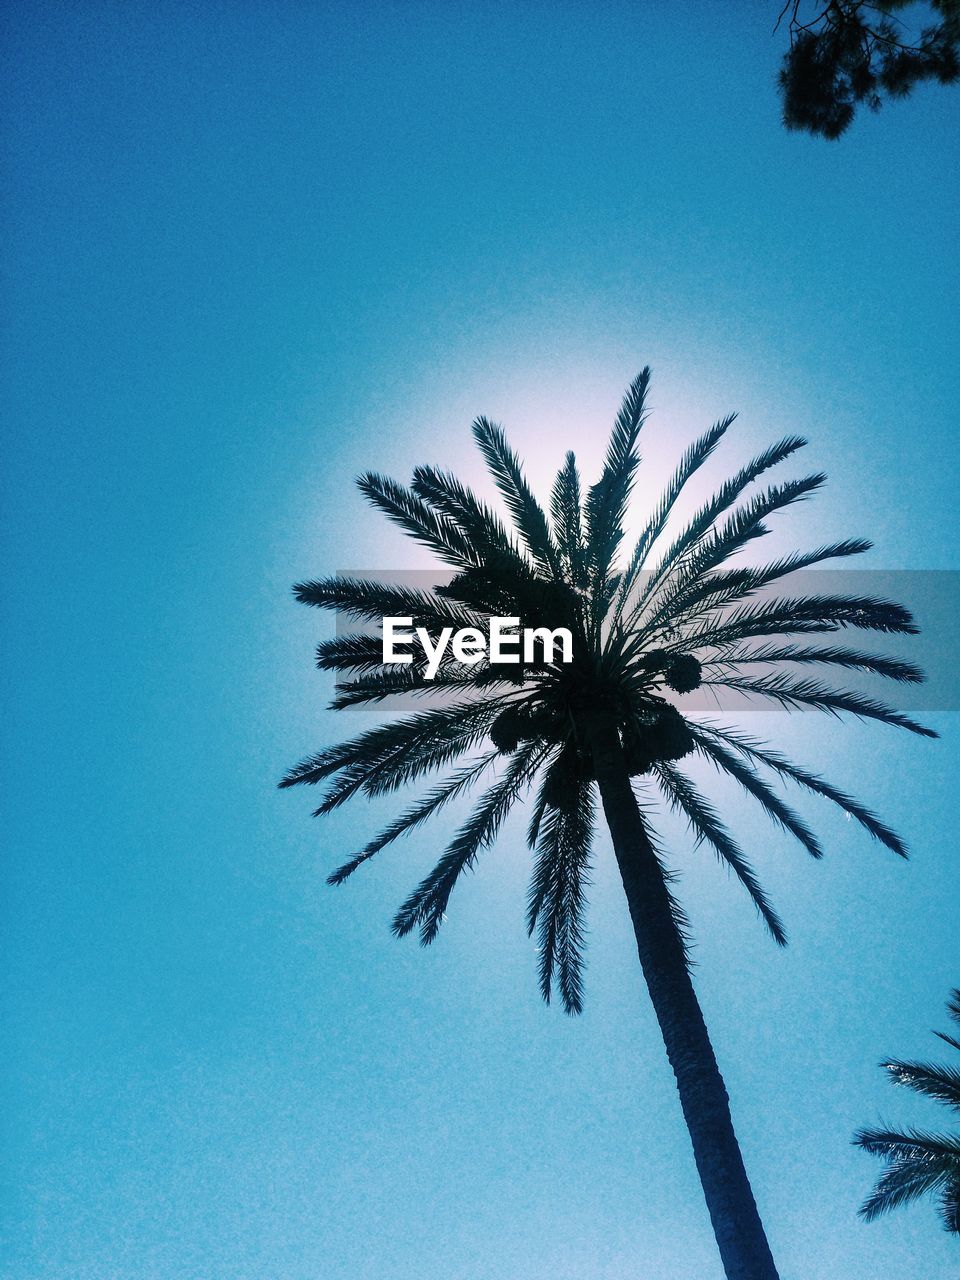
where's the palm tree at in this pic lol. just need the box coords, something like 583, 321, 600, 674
282, 369, 934, 1280
855, 989, 960, 1235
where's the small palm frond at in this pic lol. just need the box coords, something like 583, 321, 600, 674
612, 416, 733, 625
940, 1183, 960, 1234
278, 699, 499, 792
937, 991, 960, 1052
687, 729, 823, 859
703, 643, 924, 684
315, 633, 391, 674
356, 472, 477, 567
471, 416, 559, 576
328, 666, 515, 710
654, 761, 787, 944
392, 743, 547, 944
411, 465, 517, 559
883, 1061, 960, 1112
664, 472, 828, 605
691, 723, 908, 857
652, 537, 874, 635
856, 1129, 960, 1164
857, 991, 960, 1234
551, 452, 587, 587
313, 709, 501, 814
701, 673, 936, 738
627, 435, 808, 624
855, 1127, 960, 1222
525, 762, 556, 851
676, 593, 919, 653
526, 778, 595, 1014
585, 368, 650, 591
294, 575, 483, 631
327, 751, 499, 885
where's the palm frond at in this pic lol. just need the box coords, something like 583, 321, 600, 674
939, 991, 960, 1051
356, 472, 477, 566
883, 1060, 960, 1112
392, 743, 547, 944
628, 435, 807, 624
294, 575, 483, 631
471, 417, 559, 575
328, 666, 515, 710
858, 992, 960, 1234
653, 538, 873, 634
691, 722, 908, 857
939, 1182, 960, 1234
315, 633, 390, 674
686, 729, 823, 858
278, 699, 497, 792
314, 703, 502, 814
654, 761, 787, 944
675, 593, 919, 652
855, 1128, 960, 1162
855, 1127, 960, 1221
948, 990, 960, 1026
326, 751, 499, 885
526, 779, 595, 1014
703, 642, 924, 684
550, 452, 587, 587
701, 673, 937, 738
585, 368, 650, 590
525, 766, 555, 850
683, 472, 827, 580
612, 416, 733, 625
411, 465, 517, 558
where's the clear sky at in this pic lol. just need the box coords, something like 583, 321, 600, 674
2, 3, 958, 1278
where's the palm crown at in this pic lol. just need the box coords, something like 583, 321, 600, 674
282, 369, 934, 1280
856, 989, 960, 1235
283, 368, 931, 1011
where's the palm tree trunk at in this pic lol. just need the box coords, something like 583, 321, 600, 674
582, 705, 780, 1280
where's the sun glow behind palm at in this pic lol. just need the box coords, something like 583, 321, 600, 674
283, 370, 935, 1017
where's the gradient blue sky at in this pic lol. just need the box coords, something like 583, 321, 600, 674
2, 3, 958, 1278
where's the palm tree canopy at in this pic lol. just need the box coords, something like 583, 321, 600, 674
855, 989, 960, 1235
283, 370, 934, 1014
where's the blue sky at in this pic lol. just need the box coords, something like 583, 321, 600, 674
2, 2, 958, 1277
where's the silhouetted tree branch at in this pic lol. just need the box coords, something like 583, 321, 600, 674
777, 1, 959, 138
855, 988, 960, 1234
